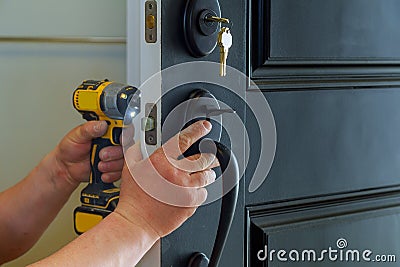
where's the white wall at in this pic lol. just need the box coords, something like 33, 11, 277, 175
0, 1, 126, 265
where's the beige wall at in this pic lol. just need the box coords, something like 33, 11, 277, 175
0, 1, 126, 265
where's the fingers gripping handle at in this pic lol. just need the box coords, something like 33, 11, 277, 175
188, 142, 240, 267
90, 137, 116, 189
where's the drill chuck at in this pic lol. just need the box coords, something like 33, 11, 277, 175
100, 82, 138, 120
73, 80, 140, 121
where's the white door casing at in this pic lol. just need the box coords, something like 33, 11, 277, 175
127, 0, 162, 266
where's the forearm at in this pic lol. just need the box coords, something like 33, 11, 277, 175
29, 212, 158, 267
0, 150, 78, 263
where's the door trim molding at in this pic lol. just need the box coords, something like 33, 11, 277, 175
247, 0, 400, 90
127, 0, 162, 266
246, 185, 400, 265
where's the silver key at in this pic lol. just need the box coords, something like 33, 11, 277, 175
217, 27, 233, 77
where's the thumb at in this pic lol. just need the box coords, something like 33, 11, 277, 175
68, 121, 108, 144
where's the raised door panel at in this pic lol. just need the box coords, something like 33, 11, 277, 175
248, 188, 400, 266
246, 88, 400, 205
249, 0, 400, 89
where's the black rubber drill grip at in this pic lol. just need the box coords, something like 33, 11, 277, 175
90, 137, 116, 189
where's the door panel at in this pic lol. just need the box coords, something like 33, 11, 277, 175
156, 0, 400, 266
161, 0, 247, 265
250, 0, 400, 90
268, 0, 400, 61
245, 0, 400, 266
246, 88, 400, 205
248, 188, 400, 266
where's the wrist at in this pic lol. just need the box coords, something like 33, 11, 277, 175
39, 150, 80, 194
109, 209, 160, 251
114, 201, 160, 242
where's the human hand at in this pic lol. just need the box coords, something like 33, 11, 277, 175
115, 120, 218, 239
53, 121, 124, 187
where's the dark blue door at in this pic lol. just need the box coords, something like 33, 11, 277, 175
160, 0, 400, 266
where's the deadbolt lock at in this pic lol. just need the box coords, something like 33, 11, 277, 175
183, 0, 230, 58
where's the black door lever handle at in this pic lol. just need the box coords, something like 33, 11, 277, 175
205, 107, 236, 118
188, 141, 240, 267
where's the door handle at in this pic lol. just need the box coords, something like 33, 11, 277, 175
183, 89, 239, 267
188, 141, 239, 267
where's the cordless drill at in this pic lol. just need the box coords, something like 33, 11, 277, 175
72, 79, 140, 234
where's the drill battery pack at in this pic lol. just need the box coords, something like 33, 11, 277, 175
73, 184, 120, 234
74, 206, 113, 234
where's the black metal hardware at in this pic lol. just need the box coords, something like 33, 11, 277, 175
185, 89, 239, 267
187, 141, 239, 267
183, 0, 222, 57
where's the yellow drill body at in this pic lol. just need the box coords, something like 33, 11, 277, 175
72, 79, 139, 234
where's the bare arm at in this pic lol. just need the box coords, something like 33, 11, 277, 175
29, 121, 216, 267
29, 212, 158, 267
0, 121, 124, 264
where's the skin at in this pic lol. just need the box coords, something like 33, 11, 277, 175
0, 120, 215, 266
